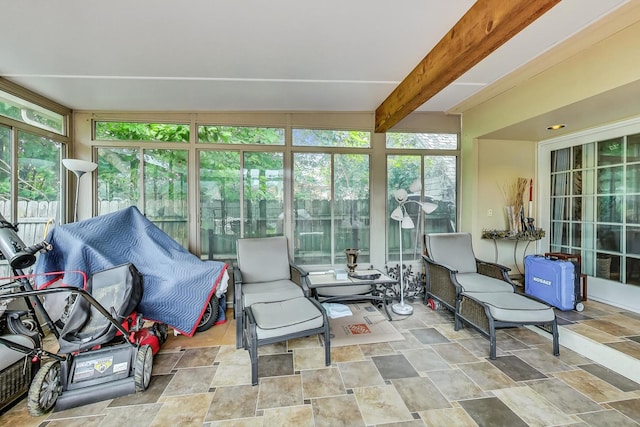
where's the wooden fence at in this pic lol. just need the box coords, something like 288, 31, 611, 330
0, 200, 190, 248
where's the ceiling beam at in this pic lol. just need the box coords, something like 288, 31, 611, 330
374, 0, 561, 133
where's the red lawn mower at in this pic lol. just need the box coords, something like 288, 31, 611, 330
0, 215, 167, 416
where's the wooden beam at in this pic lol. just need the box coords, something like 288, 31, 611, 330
374, 0, 561, 133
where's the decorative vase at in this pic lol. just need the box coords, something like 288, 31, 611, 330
505, 206, 519, 235
345, 248, 358, 272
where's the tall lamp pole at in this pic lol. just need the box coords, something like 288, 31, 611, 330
390, 187, 437, 316
62, 158, 97, 222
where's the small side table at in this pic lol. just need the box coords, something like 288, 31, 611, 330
544, 252, 588, 301
305, 269, 397, 320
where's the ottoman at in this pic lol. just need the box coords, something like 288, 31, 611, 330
456, 291, 559, 359
244, 296, 330, 385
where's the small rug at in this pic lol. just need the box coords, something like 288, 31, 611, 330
329, 303, 405, 347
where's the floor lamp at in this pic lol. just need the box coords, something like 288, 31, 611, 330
62, 158, 97, 222
390, 188, 437, 315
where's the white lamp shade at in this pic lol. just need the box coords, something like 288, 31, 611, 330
390, 206, 404, 221
401, 214, 414, 229
412, 200, 438, 214
62, 158, 97, 173
409, 179, 422, 194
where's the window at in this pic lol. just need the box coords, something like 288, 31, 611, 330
198, 125, 286, 259
95, 121, 189, 142
386, 133, 458, 263
97, 147, 188, 246
0, 89, 65, 135
386, 132, 457, 150
551, 132, 640, 285
200, 149, 284, 260
199, 126, 284, 145
291, 129, 371, 264
293, 152, 370, 265
292, 129, 370, 148
144, 149, 188, 244
0, 126, 62, 261
90, 115, 459, 266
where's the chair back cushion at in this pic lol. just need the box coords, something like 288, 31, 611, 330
425, 232, 477, 273
237, 236, 291, 283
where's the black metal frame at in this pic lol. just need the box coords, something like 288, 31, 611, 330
243, 297, 330, 385
234, 263, 309, 349
454, 292, 560, 359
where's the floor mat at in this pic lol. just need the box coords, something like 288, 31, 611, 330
329, 303, 404, 347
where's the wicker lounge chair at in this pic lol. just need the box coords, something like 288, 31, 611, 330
423, 232, 559, 359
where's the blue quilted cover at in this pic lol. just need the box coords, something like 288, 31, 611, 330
34, 206, 228, 336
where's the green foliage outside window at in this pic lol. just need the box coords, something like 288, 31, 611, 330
95, 121, 190, 142
199, 126, 284, 145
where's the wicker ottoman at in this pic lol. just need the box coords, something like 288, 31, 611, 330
456, 291, 559, 359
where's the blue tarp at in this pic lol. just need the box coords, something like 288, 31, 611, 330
34, 206, 227, 336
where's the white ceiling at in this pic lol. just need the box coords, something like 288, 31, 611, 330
0, 0, 632, 117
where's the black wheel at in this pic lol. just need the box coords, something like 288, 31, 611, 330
134, 345, 153, 392
151, 322, 169, 345
195, 295, 220, 333
27, 360, 61, 416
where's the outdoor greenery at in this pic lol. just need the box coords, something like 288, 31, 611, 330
0, 126, 61, 203
0, 90, 64, 135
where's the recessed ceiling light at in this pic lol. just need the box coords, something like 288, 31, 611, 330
547, 124, 566, 130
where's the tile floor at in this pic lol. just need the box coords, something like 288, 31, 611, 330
2, 299, 640, 427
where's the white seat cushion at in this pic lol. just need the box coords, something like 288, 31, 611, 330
251, 297, 324, 340
456, 273, 514, 293
463, 292, 556, 323
316, 284, 373, 297
242, 279, 304, 307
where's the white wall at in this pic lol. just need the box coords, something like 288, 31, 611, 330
475, 139, 538, 273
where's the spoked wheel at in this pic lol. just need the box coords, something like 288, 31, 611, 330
195, 295, 220, 333
27, 360, 61, 416
134, 344, 153, 392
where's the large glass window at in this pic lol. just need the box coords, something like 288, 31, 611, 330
243, 152, 284, 238
198, 125, 286, 260
551, 132, 640, 285
200, 151, 241, 259
0, 126, 62, 252
97, 147, 188, 246
293, 152, 370, 265
144, 149, 188, 245
97, 147, 140, 210
200, 149, 284, 260
386, 132, 458, 264
291, 129, 371, 265
92, 120, 459, 267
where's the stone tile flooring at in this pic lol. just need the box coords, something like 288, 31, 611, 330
2, 299, 640, 426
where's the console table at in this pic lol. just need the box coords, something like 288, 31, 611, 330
481, 229, 545, 275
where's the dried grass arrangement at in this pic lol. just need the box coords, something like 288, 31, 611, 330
500, 177, 529, 234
